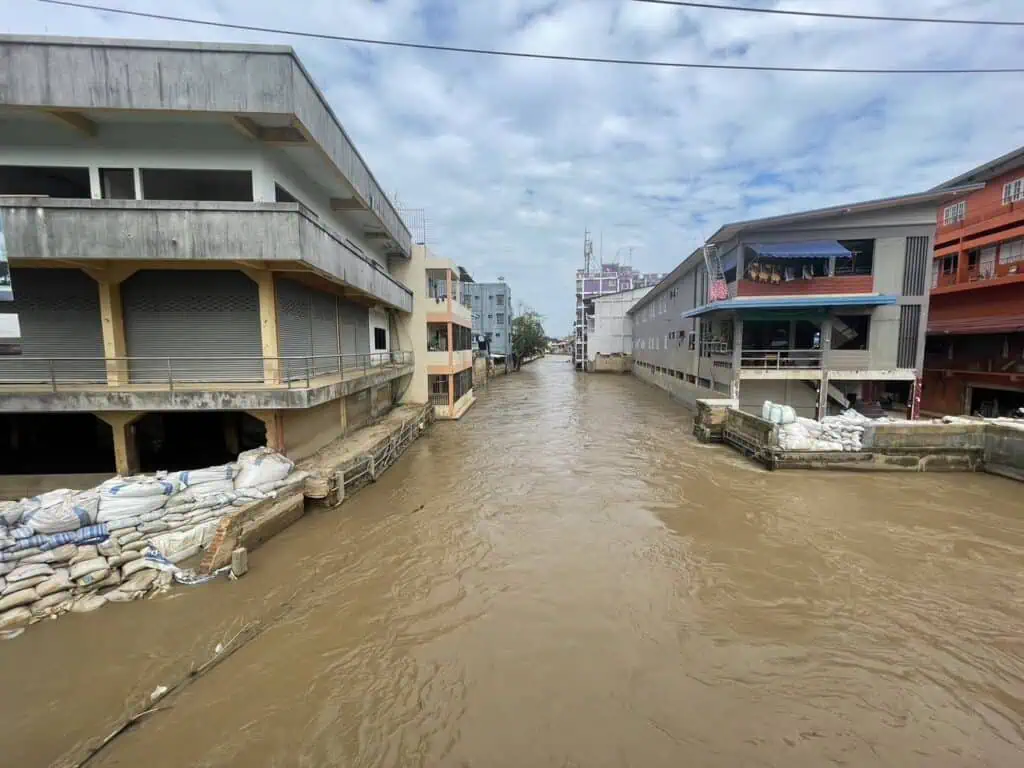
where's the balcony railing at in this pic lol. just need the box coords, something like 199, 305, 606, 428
429, 391, 449, 408
740, 348, 823, 369
0, 351, 414, 392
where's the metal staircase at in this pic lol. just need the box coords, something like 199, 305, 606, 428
702, 244, 728, 301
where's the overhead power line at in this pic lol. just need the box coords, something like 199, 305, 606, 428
631, 0, 1024, 27
32, 0, 1024, 74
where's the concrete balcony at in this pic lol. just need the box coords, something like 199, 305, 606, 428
426, 349, 472, 373
0, 351, 414, 412
0, 199, 413, 312
425, 296, 473, 328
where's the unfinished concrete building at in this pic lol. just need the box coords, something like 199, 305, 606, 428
0, 35, 415, 490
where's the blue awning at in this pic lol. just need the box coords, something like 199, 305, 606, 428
748, 240, 852, 259
681, 293, 897, 319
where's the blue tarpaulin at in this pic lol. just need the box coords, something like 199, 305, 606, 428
748, 241, 852, 259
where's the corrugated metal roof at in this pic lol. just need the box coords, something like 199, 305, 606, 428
680, 294, 898, 318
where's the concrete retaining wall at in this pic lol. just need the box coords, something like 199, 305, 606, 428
633, 364, 716, 409
724, 408, 778, 461
863, 422, 987, 450
591, 354, 632, 373
983, 424, 1024, 481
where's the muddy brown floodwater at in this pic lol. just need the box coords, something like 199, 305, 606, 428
3, 357, 1024, 767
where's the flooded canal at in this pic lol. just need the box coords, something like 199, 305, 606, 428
3, 357, 1024, 767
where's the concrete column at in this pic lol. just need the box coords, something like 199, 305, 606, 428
816, 374, 829, 420
97, 412, 143, 476
86, 267, 137, 386
955, 248, 968, 285
339, 392, 348, 436
731, 316, 743, 370
246, 409, 284, 452
448, 373, 455, 412
241, 270, 281, 384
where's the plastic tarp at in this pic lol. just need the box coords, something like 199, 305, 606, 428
748, 241, 852, 259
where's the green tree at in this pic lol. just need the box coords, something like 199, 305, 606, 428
511, 309, 546, 367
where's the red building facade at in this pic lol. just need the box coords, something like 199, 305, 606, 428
923, 147, 1024, 416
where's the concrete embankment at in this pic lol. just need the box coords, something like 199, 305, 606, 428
694, 400, 1024, 480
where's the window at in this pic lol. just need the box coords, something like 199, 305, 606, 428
496, 294, 505, 306
495, 332, 501, 338
999, 239, 1024, 265
100, 168, 136, 200
943, 200, 966, 225
0, 165, 90, 198
373, 327, 387, 351
140, 169, 253, 202
837, 239, 875, 276
496, 313, 505, 324
831, 314, 870, 351
940, 254, 958, 275
688, 332, 696, 351
1003, 178, 1024, 204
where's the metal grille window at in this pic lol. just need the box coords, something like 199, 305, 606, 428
897, 305, 921, 369
902, 236, 929, 296
943, 201, 966, 225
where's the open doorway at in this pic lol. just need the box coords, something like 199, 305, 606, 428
969, 386, 1024, 418
134, 411, 266, 472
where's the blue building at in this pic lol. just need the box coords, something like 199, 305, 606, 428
465, 281, 513, 358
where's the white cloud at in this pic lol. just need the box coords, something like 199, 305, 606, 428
2, 0, 1022, 331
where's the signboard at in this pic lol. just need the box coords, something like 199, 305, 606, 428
0, 213, 22, 355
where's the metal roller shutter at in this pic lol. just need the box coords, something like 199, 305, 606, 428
311, 290, 340, 374
0, 268, 105, 382
122, 270, 261, 384
338, 299, 369, 357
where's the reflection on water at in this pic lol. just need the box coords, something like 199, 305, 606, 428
2, 357, 1023, 767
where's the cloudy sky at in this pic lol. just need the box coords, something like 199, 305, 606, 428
4, 0, 1022, 332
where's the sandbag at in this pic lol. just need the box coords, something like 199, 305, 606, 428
102, 588, 141, 603
96, 494, 167, 522
0, 587, 39, 611
106, 516, 143, 532
2, 575, 47, 595
71, 594, 106, 613
115, 531, 144, 545
36, 572, 73, 598
22, 544, 78, 564
31, 591, 72, 616
97, 539, 121, 558
0, 607, 32, 630
70, 545, 98, 564
109, 550, 142, 567
234, 448, 293, 489
123, 558, 156, 578
6, 563, 54, 583
76, 568, 111, 588
121, 570, 158, 593
21, 490, 98, 535
91, 569, 122, 589
69, 557, 108, 580
0, 500, 24, 526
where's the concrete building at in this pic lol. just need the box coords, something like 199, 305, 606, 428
922, 146, 1024, 416
629, 187, 974, 419
0, 34, 416, 483
574, 263, 663, 370
465, 281, 513, 360
393, 245, 474, 420
586, 287, 650, 372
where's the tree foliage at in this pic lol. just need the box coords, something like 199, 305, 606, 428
512, 309, 546, 363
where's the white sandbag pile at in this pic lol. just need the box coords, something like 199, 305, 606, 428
0, 448, 302, 633
777, 409, 879, 452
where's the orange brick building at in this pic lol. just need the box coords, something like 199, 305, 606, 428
923, 146, 1024, 416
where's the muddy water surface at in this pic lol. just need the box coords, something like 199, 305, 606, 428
3, 357, 1024, 767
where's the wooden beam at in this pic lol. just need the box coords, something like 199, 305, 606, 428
330, 196, 367, 212
46, 110, 97, 137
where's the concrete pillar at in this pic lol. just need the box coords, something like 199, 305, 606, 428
97, 412, 143, 476
816, 374, 829, 420
86, 267, 137, 386
448, 373, 454, 412
246, 409, 284, 452
241, 270, 281, 384
339, 393, 348, 437
731, 316, 743, 370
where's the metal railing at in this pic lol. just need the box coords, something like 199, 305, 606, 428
0, 350, 414, 391
740, 348, 823, 369
429, 391, 449, 408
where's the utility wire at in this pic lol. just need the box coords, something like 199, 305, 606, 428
32, 0, 1024, 74
632, 0, 1024, 27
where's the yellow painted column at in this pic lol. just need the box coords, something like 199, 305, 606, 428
240, 269, 281, 384
86, 267, 136, 387
96, 411, 143, 476
246, 409, 284, 452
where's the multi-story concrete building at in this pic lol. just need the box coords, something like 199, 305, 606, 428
586, 287, 651, 372
0, 34, 416, 483
574, 263, 662, 370
923, 146, 1024, 416
629, 188, 973, 419
393, 245, 475, 420
465, 281, 513, 360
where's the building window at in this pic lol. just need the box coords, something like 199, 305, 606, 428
942, 201, 966, 225
373, 327, 387, 350
496, 313, 504, 324
999, 239, 1024, 265
1002, 178, 1024, 204
940, 254, 958, 275
495, 332, 501, 338
496, 294, 505, 306
831, 314, 870, 351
